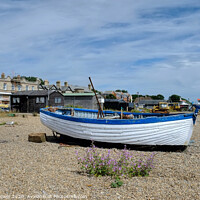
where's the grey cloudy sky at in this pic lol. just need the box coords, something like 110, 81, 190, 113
0, 0, 200, 102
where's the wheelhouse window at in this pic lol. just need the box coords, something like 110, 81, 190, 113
36, 97, 45, 103
55, 97, 61, 103
3, 83, 7, 90
13, 97, 20, 103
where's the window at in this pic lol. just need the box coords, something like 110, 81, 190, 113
32, 86, 34, 91
26, 85, 29, 91
18, 85, 21, 91
3, 83, 7, 90
12, 84, 15, 90
36, 97, 45, 103
13, 97, 20, 103
55, 97, 61, 103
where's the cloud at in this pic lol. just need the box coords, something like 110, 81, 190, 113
0, 0, 200, 101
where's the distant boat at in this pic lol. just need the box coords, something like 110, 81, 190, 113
40, 107, 199, 147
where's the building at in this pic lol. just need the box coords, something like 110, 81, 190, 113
0, 73, 41, 107
134, 96, 152, 104
103, 91, 131, 103
63, 93, 104, 110
39, 80, 92, 94
179, 99, 189, 110
11, 90, 64, 113
104, 99, 129, 111
138, 100, 168, 109
39, 80, 104, 109
0, 91, 11, 107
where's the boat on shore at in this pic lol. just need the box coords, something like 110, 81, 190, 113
40, 106, 199, 147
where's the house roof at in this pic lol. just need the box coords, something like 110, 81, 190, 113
69, 85, 91, 93
39, 84, 91, 93
103, 91, 114, 95
105, 99, 127, 103
12, 90, 57, 96
39, 84, 60, 91
63, 93, 95, 97
139, 100, 167, 105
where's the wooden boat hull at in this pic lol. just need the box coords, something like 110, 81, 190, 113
40, 108, 196, 146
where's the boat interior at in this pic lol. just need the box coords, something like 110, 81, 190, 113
44, 107, 181, 120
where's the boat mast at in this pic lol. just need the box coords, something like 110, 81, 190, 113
89, 77, 104, 119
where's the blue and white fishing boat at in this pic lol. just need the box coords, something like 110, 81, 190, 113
40, 106, 199, 146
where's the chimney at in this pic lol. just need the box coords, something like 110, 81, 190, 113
44, 80, 49, 85
64, 81, 68, 87
1, 73, 5, 79
17, 75, 20, 80
74, 88, 84, 93
56, 81, 61, 88
88, 84, 91, 91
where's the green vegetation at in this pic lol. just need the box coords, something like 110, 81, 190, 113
131, 108, 151, 113
169, 94, 181, 102
151, 94, 164, 100
132, 94, 165, 102
115, 89, 128, 93
21, 76, 37, 82
111, 177, 123, 188
8, 113, 16, 117
92, 89, 102, 94
64, 104, 83, 108
76, 144, 155, 188
106, 94, 116, 99
39, 78, 44, 85
14, 76, 44, 84
132, 94, 144, 102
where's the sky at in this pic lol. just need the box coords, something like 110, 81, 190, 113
0, 0, 200, 102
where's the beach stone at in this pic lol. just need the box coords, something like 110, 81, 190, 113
28, 133, 46, 143
0, 115, 200, 199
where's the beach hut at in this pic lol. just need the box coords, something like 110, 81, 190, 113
11, 90, 64, 113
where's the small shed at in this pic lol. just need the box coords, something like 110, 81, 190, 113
63, 93, 104, 110
104, 99, 129, 111
11, 90, 64, 113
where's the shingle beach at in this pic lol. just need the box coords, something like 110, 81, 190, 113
0, 114, 199, 199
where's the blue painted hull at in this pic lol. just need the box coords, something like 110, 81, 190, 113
40, 107, 198, 146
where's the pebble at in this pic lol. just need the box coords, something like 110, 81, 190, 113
0, 115, 199, 199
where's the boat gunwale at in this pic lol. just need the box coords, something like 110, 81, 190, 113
40, 108, 195, 125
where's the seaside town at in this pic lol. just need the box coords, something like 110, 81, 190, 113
1, 1, 200, 199
0, 72, 195, 113
0, 72, 199, 199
